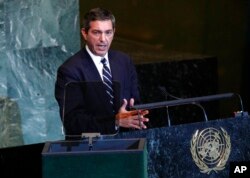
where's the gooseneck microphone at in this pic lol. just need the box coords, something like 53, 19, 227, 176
157, 86, 171, 126
157, 86, 209, 125
132, 90, 248, 121
233, 93, 248, 118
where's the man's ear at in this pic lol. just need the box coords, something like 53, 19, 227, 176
81, 28, 87, 40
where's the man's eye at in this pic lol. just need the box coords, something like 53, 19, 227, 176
93, 31, 100, 35
106, 31, 113, 35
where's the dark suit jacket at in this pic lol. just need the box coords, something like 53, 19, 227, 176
55, 48, 140, 136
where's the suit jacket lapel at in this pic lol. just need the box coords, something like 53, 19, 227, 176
81, 49, 114, 114
109, 52, 122, 111
80, 49, 101, 81
109, 54, 122, 83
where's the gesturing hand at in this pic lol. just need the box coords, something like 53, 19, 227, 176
115, 99, 149, 129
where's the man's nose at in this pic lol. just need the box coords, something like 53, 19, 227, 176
100, 33, 106, 41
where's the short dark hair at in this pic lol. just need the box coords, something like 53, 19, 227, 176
82, 7, 116, 32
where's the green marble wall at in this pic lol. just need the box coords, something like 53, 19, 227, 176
0, 0, 80, 147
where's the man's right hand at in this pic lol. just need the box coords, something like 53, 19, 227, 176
115, 99, 149, 130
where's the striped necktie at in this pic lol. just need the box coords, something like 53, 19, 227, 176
101, 58, 114, 106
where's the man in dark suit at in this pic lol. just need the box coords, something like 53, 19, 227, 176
55, 7, 149, 137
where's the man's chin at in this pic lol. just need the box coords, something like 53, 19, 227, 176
96, 51, 107, 57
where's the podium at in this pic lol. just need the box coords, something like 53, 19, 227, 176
112, 117, 250, 178
1, 90, 249, 178
1, 116, 249, 178
42, 138, 147, 178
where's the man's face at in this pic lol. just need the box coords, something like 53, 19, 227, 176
81, 20, 115, 57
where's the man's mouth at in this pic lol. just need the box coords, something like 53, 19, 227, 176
97, 44, 107, 50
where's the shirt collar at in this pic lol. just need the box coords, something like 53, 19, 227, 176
85, 45, 109, 65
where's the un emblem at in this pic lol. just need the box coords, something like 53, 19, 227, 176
190, 127, 231, 174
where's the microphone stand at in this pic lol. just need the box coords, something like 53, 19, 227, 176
158, 86, 171, 126
158, 86, 208, 122
132, 91, 247, 122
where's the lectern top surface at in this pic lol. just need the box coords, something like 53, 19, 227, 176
42, 138, 146, 154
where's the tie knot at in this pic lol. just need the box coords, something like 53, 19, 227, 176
101, 58, 107, 65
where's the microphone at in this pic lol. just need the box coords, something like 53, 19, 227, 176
157, 86, 172, 126
233, 93, 249, 118
132, 90, 248, 120
157, 86, 208, 123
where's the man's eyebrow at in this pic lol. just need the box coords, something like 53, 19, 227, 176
91, 29, 113, 32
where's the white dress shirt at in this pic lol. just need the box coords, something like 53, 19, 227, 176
85, 45, 111, 81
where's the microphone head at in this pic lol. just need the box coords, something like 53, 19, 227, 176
158, 86, 168, 100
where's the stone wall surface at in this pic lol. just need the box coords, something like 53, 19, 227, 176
0, 0, 80, 147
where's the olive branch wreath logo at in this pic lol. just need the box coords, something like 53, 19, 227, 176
190, 127, 231, 174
